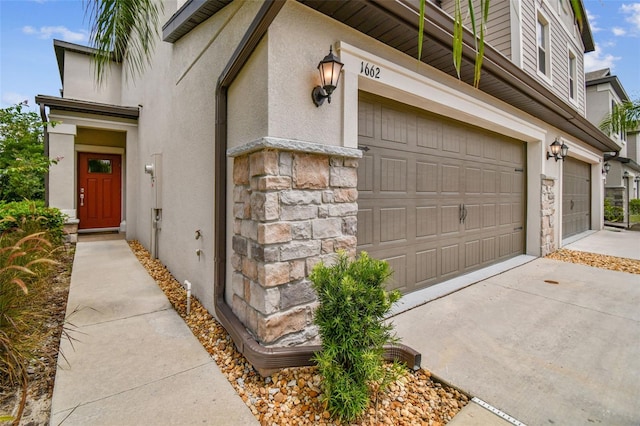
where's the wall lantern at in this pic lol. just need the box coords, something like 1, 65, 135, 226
546, 138, 569, 161
623, 170, 630, 179
603, 162, 611, 175
635, 175, 640, 184
312, 46, 344, 107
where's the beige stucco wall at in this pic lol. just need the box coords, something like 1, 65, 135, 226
62, 51, 122, 104
111, 0, 264, 314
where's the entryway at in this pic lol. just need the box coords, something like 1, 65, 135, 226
77, 152, 122, 231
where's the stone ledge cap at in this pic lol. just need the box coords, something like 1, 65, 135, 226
540, 174, 557, 181
228, 137, 363, 159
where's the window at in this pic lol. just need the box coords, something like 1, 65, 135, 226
88, 159, 112, 174
537, 15, 550, 77
568, 51, 576, 100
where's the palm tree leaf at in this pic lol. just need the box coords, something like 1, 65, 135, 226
453, 0, 463, 79
86, 0, 163, 84
418, 0, 426, 62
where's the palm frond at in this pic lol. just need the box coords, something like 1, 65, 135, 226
85, 0, 163, 84
599, 100, 640, 136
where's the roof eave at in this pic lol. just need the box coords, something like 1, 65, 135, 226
35, 95, 139, 120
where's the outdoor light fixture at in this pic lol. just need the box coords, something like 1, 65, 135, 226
312, 46, 344, 107
546, 138, 569, 161
623, 170, 630, 179
603, 162, 611, 175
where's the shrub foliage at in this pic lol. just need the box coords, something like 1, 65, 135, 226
604, 198, 624, 223
0, 200, 66, 245
310, 251, 401, 421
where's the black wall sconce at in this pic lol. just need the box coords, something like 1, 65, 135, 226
546, 138, 569, 161
312, 46, 344, 107
602, 162, 611, 175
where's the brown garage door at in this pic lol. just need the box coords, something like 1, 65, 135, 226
357, 94, 525, 293
562, 157, 591, 239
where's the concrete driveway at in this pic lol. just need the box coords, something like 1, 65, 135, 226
392, 231, 640, 425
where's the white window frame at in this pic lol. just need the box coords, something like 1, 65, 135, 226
568, 48, 577, 103
536, 10, 552, 82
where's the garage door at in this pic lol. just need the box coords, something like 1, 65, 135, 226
562, 157, 591, 239
357, 94, 525, 293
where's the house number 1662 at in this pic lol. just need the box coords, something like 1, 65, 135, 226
360, 62, 381, 79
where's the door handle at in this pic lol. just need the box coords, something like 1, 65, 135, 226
80, 187, 85, 207
570, 200, 574, 210
460, 204, 464, 224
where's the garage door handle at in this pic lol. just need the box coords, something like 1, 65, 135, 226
570, 200, 574, 210
459, 204, 468, 224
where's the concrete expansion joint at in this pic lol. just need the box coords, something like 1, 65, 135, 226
74, 306, 174, 328
472, 397, 527, 426
53, 361, 215, 418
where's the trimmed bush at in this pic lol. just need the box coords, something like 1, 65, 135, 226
630, 199, 640, 215
310, 251, 401, 422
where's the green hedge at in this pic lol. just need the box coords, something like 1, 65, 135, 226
0, 200, 66, 244
630, 199, 640, 215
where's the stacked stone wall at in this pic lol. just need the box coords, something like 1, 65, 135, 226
541, 176, 556, 256
230, 146, 360, 346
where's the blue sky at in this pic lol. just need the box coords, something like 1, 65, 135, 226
1, 0, 639, 111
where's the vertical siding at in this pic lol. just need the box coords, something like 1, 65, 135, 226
441, 0, 512, 59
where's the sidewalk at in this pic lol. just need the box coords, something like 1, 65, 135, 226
49, 239, 257, 426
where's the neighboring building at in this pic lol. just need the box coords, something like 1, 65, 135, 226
36, 0, 619, 372
585, 68, 640, 226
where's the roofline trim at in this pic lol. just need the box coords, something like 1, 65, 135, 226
35, 95, 139, 120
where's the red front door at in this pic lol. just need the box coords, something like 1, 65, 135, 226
78, 153, 122, 230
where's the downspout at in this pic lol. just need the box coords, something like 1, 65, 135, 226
214, 0, 420, 373
39, 103, 50, 206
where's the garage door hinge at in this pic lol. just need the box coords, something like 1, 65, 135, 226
515, 168, 524, 172
358, 145, 370, 152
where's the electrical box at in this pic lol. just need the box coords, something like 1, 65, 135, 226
150, 153, 162, 209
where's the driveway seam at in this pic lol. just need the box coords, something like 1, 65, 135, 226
66, 305, 174, 328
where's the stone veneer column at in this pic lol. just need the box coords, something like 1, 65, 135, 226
540, 175, 556, 256
227, 138, 362, 347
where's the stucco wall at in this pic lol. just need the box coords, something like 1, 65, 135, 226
62, 51, 122, 104
126, 0, 264, 315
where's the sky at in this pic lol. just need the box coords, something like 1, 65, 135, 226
0, 0, 639, 112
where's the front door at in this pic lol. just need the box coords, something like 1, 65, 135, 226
78, 153, 122, 230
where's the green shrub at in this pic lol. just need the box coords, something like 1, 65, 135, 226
630, 199, 640, 215
604, 198, 624, 223
310, 251, 401, 422
0, 200, 66, 245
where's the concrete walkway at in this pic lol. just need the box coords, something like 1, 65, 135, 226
392, 230, 640, 425
564, 228, 640, 260
50, 240, 257, 426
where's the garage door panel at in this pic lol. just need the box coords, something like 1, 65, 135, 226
465, 167, 482, 193
442, 164, 461, 193
380, 157, 408, 192
381, 106, 409, 144
358, 100, 375, 137
443, 128, 464, 153
357, 94, 525, 294
483, 169, 497, 193
465, 204, 481, 230
383, 254, 408, 292
357, 154, 374, 192
416, 206, 437, 237
441, 244, 460, 276
380, 208, 407, 242
416, 249, 438, 284
465, 240, 481, 268
416, 161, 438, 192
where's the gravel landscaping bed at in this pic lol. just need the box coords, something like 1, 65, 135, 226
128, 240, 468, 425
546, 249, 640, 274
